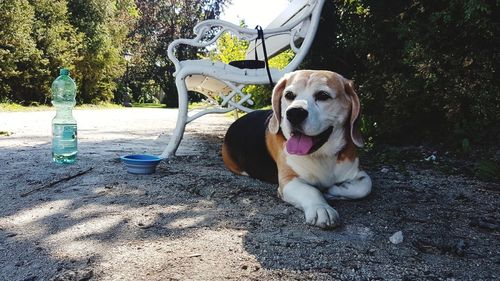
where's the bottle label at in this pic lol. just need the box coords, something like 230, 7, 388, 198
53, 125, 77, 139
52, 124, 77, 151
62, 125, 77, 139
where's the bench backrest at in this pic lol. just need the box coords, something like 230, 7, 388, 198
245, 0, 324, 63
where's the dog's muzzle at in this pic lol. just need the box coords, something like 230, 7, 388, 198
286, 107, 308, 126
285, 107, 333, 155
286, 126, 333, 156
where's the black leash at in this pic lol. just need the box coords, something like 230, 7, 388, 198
255, 25, 274, 87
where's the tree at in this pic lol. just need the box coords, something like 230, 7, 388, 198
131, 0, 230, 108
0, 0, 42, 103
207, 32, 249, 63
29, 0, 83, 103
67, 0, 138, 103
303, 0, 500, 145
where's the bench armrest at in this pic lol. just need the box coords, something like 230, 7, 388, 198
167, 20, 260, 75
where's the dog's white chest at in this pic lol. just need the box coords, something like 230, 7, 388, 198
286, 155, 359, 189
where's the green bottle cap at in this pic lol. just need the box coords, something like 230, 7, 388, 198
60, 68, 70, 76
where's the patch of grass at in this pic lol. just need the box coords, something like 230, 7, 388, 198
475, 160, 500, 181
188, 101, 213, 109
0, 102, 124, 112
223, 106, 271, 119
76, 103, 123, 110
0, 131, 13, 136
185, 102, 271, 120
0, 103, 51, 112
187, 101, 236, 118
131, 103, 166, 108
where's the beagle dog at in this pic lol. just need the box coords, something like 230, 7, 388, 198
222, 70, 372, 228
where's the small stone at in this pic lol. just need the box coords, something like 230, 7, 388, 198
454, 240, 466, 257
389, 231, 404, 244
380, 167, 389, 173
22, 276, 37, 281
53, 269, 93, 281
424, 155, 437, 161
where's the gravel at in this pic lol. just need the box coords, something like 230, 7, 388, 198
0, 108, 499, 281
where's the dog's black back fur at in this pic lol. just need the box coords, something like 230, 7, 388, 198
224, 110, 278, 183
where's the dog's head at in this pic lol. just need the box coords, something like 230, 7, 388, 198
269, 70, 363, 156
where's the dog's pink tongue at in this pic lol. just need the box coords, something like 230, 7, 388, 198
286, 133, 314, 155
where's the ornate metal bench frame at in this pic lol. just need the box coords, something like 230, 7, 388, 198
162, 0, 325, 157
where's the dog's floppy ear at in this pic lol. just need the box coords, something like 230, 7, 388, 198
269, 75, 288, 134
343, 78, 364, 147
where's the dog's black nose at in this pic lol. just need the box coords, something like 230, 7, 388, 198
286, 108, 308, 126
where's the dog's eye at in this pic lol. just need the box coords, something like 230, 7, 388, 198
284, 91, 296, 100
315, 91, 332, 101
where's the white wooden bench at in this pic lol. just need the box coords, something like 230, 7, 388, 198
161, 0, 325, 158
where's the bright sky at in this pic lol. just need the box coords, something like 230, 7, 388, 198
221, 0, 290, 28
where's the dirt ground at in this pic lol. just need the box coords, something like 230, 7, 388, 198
0, 108, 498, 281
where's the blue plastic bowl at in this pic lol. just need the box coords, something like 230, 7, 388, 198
120, 154, 163, 174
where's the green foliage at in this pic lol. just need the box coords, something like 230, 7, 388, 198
0, 0, 41, 103
206, 30, 294, 108
29, 0, 83, 103
461, 138, 471, 154
206, 33, 249, 63
475, 160, 500, 181
130, 79, 164, 104
304, 0, 500, 146
68, 0, 138, 103
242, 50, 295, 108
130, 0, 230, 108
0, 0, 137, 104
0, 0, 226, 106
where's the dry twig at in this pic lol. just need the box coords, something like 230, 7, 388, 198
20, 167, 93, 197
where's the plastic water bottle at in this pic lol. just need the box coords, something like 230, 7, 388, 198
51, 68, 77, 164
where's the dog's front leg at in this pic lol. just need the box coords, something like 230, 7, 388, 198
325, 171, 372, 200
282, 179, 340, 228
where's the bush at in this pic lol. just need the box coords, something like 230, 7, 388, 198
303, 0, 500, 146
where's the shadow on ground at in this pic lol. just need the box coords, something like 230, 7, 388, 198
0, 130, 499, 280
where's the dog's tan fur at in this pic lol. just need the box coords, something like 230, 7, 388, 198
264, 130, 297, 197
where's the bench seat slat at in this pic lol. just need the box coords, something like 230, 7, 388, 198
246, 0, 312, 60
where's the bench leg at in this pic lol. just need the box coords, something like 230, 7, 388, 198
160, 76, 189, 158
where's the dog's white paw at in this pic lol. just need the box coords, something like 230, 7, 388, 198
304, 204, 340, 228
